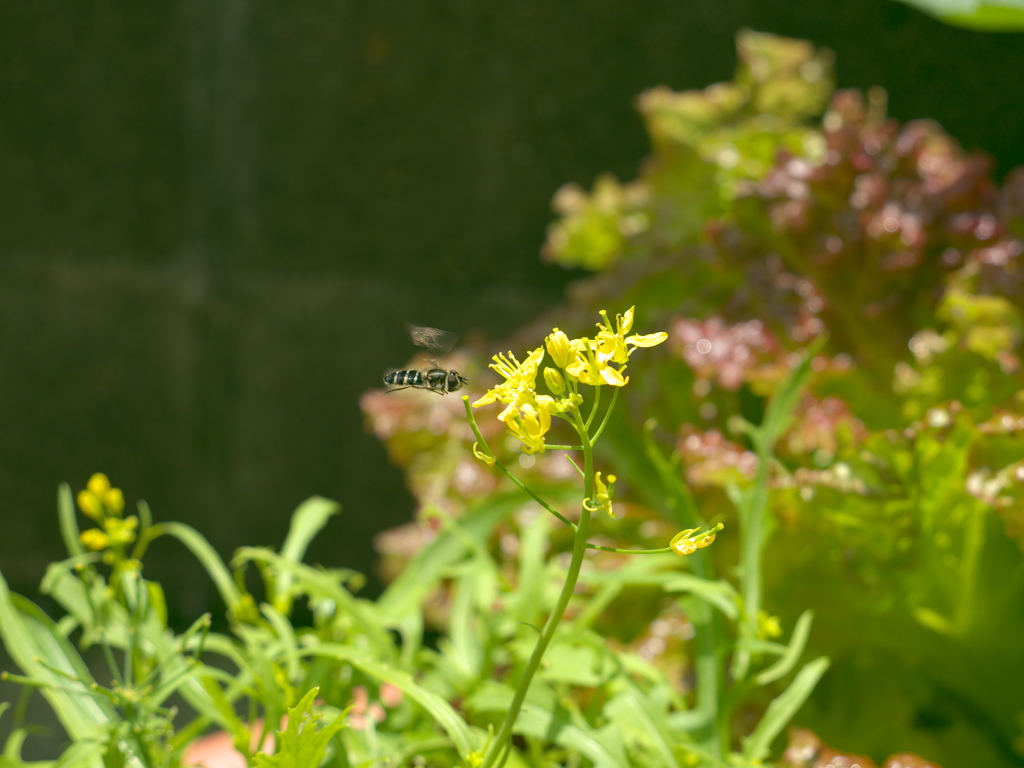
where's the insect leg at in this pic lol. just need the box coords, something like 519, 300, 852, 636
383, 386, 446, 395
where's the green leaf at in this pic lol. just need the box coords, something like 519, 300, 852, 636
274, 497, 340, 614
305, 644, 479, 760
663, 574, 739, 620
893, 0, 1024, 30
232, 549, 395, 659
756, 335, 824, 449
466, 682, 627, 768
0, 571, 116, 740
603, 681, 678, 768
376, 493, 522, 621
742, 656, 830, 762
253, 688, 346, 768
261, 603, 301, 682
510, 513, 551, 626
754, 610, 814, 685
51, 738, 105, 768
57, 483, 83, 559
143, 523, 241, 611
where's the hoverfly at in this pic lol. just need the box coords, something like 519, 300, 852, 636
383, 324, 469, 395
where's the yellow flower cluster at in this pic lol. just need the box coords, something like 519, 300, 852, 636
550, 306, 668, 388
472, 348, 580, 454
77, 473, 138, 553
473, 307, 667, 454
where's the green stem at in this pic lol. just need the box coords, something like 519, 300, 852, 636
589, 386, 618, 444
463, 398, 577, 530
585, 544, 671, 555
480, 410, 595, 768
641, 422, 723, 758
584, 379, 602, 431
731, 437, 770, 683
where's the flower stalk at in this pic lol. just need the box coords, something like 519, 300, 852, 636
470, 308, 717, 767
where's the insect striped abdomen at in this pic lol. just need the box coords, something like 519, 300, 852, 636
384, 370, 424, 387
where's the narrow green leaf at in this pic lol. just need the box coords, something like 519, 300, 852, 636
261, 603, 301, 682
511, 513, 550, 625
198, 675, 247, 741
51, 738, 105, 768
757, 335, 824, 448
233, 549, 394, 659
148, 523, 241, 611
894, 0, 1024, 29
604, 682, 677, 768
0, 571, 115, 739
466, 683, 626, 768
57, 483, 83, 559
280, 497, 339, 564
448, 571, 485, 681
306, 645, 479, 760
755, 610, 814, 685
742, 656, 830, 762
663, 574, 739, 620
377, 493, 530, 620
274, 497, 340, 614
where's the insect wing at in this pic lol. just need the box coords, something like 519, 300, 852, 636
406, 324, 459, 356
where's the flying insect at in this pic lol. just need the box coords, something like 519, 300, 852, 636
383, 325, 469, 395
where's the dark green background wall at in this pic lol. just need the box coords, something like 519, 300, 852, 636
1, 0, 1022, 623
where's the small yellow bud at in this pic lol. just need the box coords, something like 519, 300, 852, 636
104, 516, 138, 547
80, 528, 110, 551
758, 610, 783, 639
104, 488, 125, 517
546, 329, 572, 368
87, 473, 111, 496
77, 490, 103, 521
543, 367, 566, 394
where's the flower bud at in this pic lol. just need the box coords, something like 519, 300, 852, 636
546, 329, 572, 368
80, 528, 110, 551
543, 367, 566, 394
87, 473, 111, 496
104, 488, 125, 517
77, 490, 103, 521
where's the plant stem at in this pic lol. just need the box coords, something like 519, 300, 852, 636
480, 411, 595, 768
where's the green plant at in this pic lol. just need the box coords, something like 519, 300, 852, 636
1, 311, 830, 768
6, 27, 1024, 768
364, 28, 1024, 767
533, 29, 1024, 767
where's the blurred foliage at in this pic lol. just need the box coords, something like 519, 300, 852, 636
893, 0, 1024, 31
363, 30, 1024, 767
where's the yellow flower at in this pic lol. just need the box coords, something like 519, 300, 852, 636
559, 308, 668, 388
564, 337, 629, 387
80, 528, 110, 551
472, 347, 545, 408
595, 307, 669, 365
586, 471, 619, 518
500, 397, 552, 455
